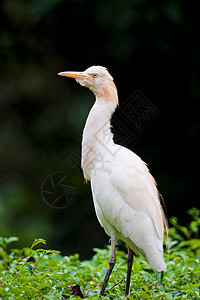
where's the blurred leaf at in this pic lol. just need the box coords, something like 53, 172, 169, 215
31, 238, 46, 249
143, 268, 155, 276
5, 237, 19, 244
157, 271, 164, 284
0, 237, 6, 249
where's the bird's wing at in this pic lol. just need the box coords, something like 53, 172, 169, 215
109, 147, 166, 240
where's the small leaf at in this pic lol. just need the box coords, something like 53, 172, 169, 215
31, 238, 46, 249
25, 265, 33, 273
5, 237, 19, 244
45, 249, 61, 255
0, 237, 6, 249
157, 271, 164, 284
35, 248, 47, 253
143, 268, 155, 276
37, 282, 51, 290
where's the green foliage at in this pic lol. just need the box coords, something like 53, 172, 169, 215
0, 209, 200, 299
0, 0, 199, 258
167, 208, 200, 254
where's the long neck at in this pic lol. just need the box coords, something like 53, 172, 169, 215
81, 84, 118, 181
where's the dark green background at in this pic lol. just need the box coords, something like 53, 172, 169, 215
0, 0, 199, 258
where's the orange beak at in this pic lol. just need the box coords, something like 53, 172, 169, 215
58, 71, 88, 79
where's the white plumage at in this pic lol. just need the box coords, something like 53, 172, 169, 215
58, 66, 167, 295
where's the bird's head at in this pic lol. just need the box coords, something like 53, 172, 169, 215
58, 66, 118, 105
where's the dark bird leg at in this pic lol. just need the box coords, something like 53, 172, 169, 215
125, 247, 133, 295
100, 239, 116, 296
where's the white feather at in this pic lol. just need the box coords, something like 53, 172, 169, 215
59, 65, 167, 273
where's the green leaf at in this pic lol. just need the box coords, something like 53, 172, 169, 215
45, 249, 61, 255
5, 237, 19, 244
0, 236, 18, 249
143, 268, 155, 276
35, 248, 47, 253
37, 282, 51, 290
157, 271, 164, 284
31, 238, 46, 249
0, 237, 6, 249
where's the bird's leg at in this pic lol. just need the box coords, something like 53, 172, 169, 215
100, 239, 116, 296
125, 246, 133, 296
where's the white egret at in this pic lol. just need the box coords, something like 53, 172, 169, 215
58, 66, 167, 296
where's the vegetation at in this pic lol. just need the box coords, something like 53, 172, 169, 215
0, 208, 199, 299
0, 0, 199, 256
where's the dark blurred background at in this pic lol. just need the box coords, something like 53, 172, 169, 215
0, 0, 199, 258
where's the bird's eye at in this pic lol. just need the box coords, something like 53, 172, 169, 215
92, 73, 98, 78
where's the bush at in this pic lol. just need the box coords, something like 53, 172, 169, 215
0, 208, 199, 299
